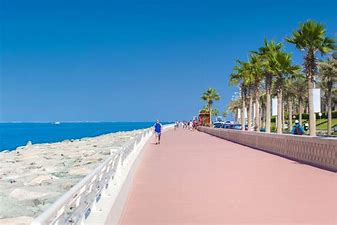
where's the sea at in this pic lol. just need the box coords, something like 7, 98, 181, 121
0, 122, 169, 152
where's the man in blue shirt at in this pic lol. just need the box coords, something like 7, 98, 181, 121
291, 120, 305, 135
154, 119, 162, 144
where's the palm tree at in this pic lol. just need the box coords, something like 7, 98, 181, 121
291, 77, 307, 125
284, 79, 301, 132
259, 92, 267, 129
255, 39, 283, 133
318, 57, 337, 135
201, 105, 220, 118
201, 88, 220, 125
212, 108, 220, 117
249, 54, 264, 131
286, 20, 336, 136
233, 60, 258, 131
222, 110, 228, 119
227, 98, 242, 123
270, 51, 300, 133
247, 87, 254, 130
230, 61, 251, 130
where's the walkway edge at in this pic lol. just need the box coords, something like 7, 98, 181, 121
102, 135, 148, 225
103, 126, 174, 225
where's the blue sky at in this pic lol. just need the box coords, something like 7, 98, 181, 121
1, 0, 336, 122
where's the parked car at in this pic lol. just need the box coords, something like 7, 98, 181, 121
223, 123, 231, 129
213, 122, 224, 128
232, 124, 242, 130
222, 123, 243, 130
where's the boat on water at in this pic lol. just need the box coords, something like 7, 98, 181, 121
54, 121, 61, 125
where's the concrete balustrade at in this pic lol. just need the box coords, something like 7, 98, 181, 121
198, 127, 337, 172
30, 124, 174, 225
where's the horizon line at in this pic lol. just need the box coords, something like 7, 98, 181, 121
0, 121, 174, 123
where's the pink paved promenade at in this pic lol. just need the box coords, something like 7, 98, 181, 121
120, 129, 336, 225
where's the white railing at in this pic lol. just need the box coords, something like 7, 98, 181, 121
30, 125, 168, 225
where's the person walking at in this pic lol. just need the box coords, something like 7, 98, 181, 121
291, 120, 305, 135
193, 119, 197, 130
154, 119, 163, 144
189, 120, 193, 131
174, 121, 179, 130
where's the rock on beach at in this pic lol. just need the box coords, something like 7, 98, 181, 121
0, 129, 144, 225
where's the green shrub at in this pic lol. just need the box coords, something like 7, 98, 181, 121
291, 111, 337, 120
271, 116, 276, 123
271, 124, 276, 132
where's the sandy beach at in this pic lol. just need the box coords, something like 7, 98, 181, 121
0, 129, 146, 225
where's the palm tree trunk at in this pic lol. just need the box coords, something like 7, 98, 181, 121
262, 106, 266, 129
209, 103, 212, 126
299, 99, 303, 125
265, 75, 272, 133
266, 93, 271, 132
282, 101, 285, 131
327, 88, 332, 135
241, 95, 246, 131
306, 104, 309, 114
308, 79, 316, 136
288, 98, 293, 133
305, 50, 316, 136
260, 107, 263, 128
277, 89, 283, 134
255, 88, 260, 132
248, 95, 253, 131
